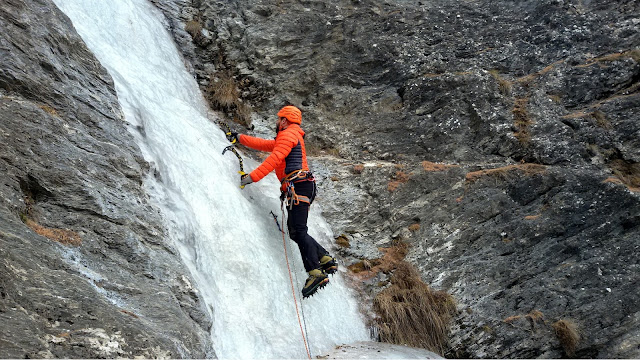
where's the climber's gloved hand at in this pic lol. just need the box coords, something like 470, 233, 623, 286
240, 173, 253, 188
226, 131, 239, 144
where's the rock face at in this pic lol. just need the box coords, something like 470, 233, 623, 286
0, 0, 213, 358
153, 0, 640, 358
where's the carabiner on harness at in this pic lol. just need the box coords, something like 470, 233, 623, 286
281, 170, 315, 210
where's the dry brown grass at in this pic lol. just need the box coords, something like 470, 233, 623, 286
234, 101, 252, 128
408, 223, 420, 232
603, 176, 624, 185
352, 164, 365, 174
592, 110, 611, 129
350, 241, 409, 281
503, 310, 545, 329
327, 147, 341, 157
421, 161, 458, 172
208, 72, 239, 110
23, 218, 81, 246
465, 163, 546, 183
374, 262, 456, 354
553, 319, 580, 356
335, 234, 350, 248
526, 310, 545, 325
207, 70, 254, 126
577, 50, 640, 68
348, 259, 374, 273
489, 69, 512, 96
120, 309, 139, 318
512, 97, 532, 143
185, 20, 203, 42
548, 94, 562, 104
388, 171, 411, 192
503, 315, 522, 323
517, 60, 565, 84
608, 159, 640, 192
387, 181, 401, 192
38, 104, 59, 117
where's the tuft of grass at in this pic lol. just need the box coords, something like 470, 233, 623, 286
22, 217, 81, 246
512, 97, 532, 143
207, 70, 254, 126
526, 310, 545, 326
387, 181, 401, 192
348, 259, 376, 273
120, 309, 139, 318
548, 94, 562, 104
503, 315, 522, 323
578, 50, 640, 67
465, 163, 546, 183
608, 159, 640, 192
349, 241, 408, 280
421, 161, 457, 172
335, 234, 350, 248
388, 170, 411, 192
38, 104, 59, 117
592, 110, 611, 129
234, 101, 253, 128
553, 319, 580, 356
352, 164, 365, 174
327, 147, 341, 157
373, 262, 456, 354
489, 69, 512, 96
185, 20, 203, 42
208, 71, 239, 110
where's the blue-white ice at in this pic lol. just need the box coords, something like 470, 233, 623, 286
52, 0, 370, 358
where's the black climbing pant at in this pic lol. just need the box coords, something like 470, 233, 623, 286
286, 180, 328, 272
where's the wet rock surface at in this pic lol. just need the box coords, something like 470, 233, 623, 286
155, 0, 639, 358
0, 0, 212, 358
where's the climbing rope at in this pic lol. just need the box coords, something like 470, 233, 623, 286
271, 209, 312, 360
281, 206, 312, 357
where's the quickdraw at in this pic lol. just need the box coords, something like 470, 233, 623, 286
218, 121, 247, 189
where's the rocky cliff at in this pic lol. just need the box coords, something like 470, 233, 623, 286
0, 0, 212, 357
153, 0, 639, 358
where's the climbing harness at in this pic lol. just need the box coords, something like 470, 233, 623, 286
217, 121, 247, 188
281, 170, 316, 210
271, 209, 312, 359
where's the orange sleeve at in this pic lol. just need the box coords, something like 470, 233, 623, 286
249, 130, 297, 182
239, 134, 275, 152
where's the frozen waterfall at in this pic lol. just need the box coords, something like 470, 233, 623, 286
52, 0, 370, 358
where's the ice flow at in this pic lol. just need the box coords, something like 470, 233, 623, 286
51, 0, 370, 358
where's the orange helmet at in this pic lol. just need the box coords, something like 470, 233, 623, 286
277, 105, 302, 124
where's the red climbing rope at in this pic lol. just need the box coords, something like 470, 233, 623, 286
280, 205, 312, 360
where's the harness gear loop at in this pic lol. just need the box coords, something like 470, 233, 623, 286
274, 207, 312, 360
281, 170, 315, 210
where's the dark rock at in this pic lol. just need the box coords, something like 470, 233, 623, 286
0, 0, 213, 358
154, 0, 640, 357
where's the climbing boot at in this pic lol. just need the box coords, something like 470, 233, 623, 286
302, 269, 329, 298
320, 255, 338, 275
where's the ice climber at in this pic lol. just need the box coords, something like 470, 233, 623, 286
226, 105, 338, 298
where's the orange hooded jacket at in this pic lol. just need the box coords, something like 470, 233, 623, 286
239, 123, 309, 183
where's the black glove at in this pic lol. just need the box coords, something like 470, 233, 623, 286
240, 173, 253, 187
226, 131, 239, 144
